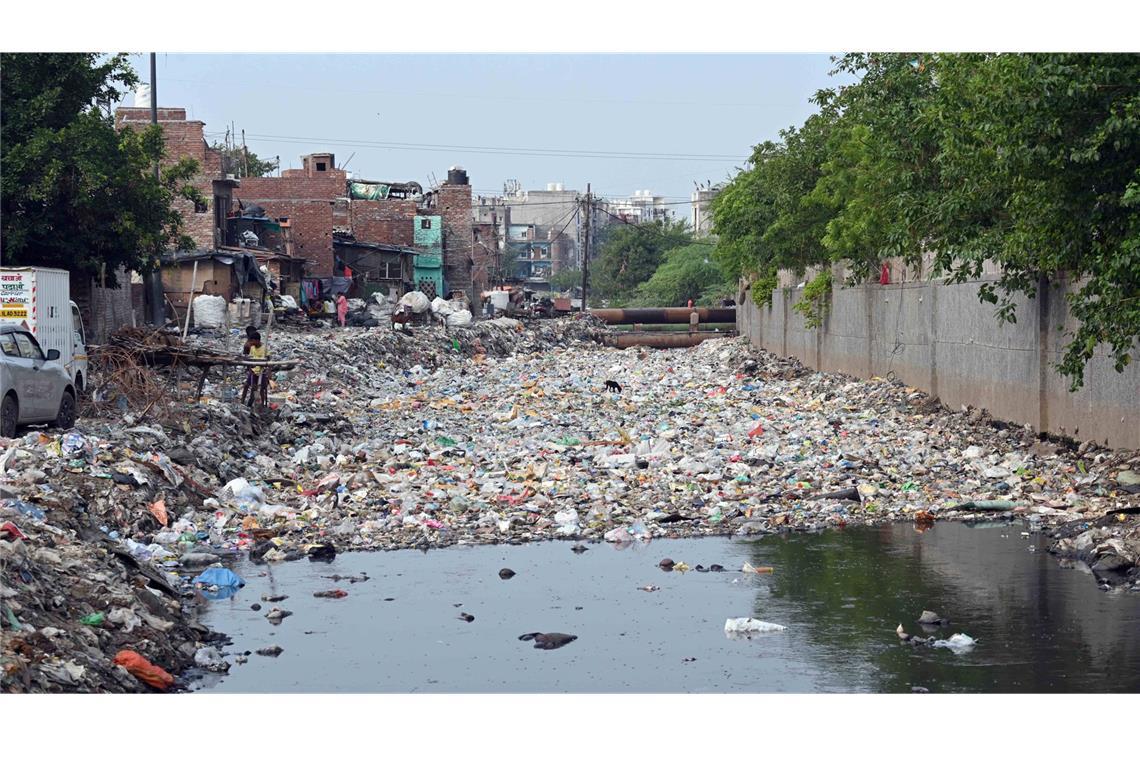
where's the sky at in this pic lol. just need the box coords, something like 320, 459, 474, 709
121, 54, 850, 207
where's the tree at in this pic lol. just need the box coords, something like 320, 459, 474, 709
632, 243, 729, 307
211, 141, 278, 178
549, 267, 582, 292
1, 53, 202, 285
711, 52, 1140, 389
591, 219, 691, 304
924, 53, 1140, 389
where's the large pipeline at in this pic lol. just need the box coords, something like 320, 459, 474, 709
590, 307, 736, 325
603, 331, 731, 349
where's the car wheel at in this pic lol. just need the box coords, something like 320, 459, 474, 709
54, 390, 76, 430
1, 394, 17, 438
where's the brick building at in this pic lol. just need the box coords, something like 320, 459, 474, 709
236, 153, 346, 277
114, 107, 474, 296
114, 107, 237, 251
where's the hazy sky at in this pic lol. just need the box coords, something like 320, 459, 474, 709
123, 53, 848, 205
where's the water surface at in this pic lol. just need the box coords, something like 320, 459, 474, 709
195, 521, 1140, 693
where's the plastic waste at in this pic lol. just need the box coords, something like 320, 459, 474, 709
931, 633, 977, 653
553, 508, 580, 536
724, 618, 786, 634
107, 608, 141, 633
194, 646, 229, 671
192, 567, 245, 588
113, 650, 174, 690
79, 612, 105, 627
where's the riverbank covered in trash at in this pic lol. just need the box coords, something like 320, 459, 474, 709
2, 316, 1138, 691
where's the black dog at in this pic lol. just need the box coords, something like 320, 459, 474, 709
604, 380, 623, 393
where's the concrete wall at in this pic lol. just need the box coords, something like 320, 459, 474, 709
739, 272, 1140, 449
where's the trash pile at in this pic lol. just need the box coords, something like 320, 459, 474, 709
3, 320, 1138, 691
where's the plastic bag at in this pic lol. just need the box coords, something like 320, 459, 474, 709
398, 290, 431, 314
113, 650, 174, 690
446, 309, 473, 327
931, 633, 976, 653
191, 294, 228, 328
724, 618, 786, 634
193, 567, 245, 588
553, 508, 580, 536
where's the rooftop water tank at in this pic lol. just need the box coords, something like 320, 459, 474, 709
447, 166, 468, 185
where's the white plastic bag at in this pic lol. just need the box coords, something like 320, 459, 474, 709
446, 309, 472, 327
931, 633, 976, 653
724, 618, 786, 634
398, 290, 431, 314
553, 508, 580, 536
192, 294, 228, 328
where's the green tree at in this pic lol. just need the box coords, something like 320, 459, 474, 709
712, 52, 1140, 389
591, 219, 691, 304
632, 243, 729, 306
211, 141, 279, 178
924, 53, 1140, 389
1, 53, 202, 285
549, 266, 582, 292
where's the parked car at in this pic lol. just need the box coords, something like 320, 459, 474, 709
0, 325, 77, 438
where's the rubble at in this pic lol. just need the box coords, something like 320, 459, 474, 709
2, 317, 1138, 692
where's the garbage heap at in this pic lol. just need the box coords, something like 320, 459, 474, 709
2, 322, 1138, 692
0, 316, 609, 692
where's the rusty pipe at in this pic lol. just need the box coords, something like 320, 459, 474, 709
590, 307, 735, 325
603, 331, 733, 349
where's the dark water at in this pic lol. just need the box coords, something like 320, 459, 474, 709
194, 521, 1140, 693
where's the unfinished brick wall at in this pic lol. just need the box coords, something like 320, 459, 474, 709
236, 173, 346, 276
350, 200, 417, 248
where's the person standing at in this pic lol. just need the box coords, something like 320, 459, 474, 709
336, 293, 348, 328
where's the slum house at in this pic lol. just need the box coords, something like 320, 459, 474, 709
160, 250, 269, 326
332, 230, 418, 303
226, 203, 306, 302
346, 168, 474, 303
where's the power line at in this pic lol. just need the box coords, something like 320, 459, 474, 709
242, 132, 745, 162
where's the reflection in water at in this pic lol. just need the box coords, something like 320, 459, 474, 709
197, 522, 1140, 693
754, 522, 1140, 693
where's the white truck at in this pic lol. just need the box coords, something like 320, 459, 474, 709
0, 267, 89, 393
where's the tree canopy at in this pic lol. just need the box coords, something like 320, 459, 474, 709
632, 242, 730, 307
711, 53, 1140, 389
590, 219, 692, 305
1, 53, 201, 285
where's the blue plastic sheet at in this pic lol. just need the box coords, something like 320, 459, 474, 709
193, 567, 245, 588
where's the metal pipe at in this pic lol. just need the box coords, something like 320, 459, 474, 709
590, 307, 736, 324
603, 332, 732, 349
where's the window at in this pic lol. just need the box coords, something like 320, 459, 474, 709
13, 332, 44, 360
420, 219, 432, 229
316, 162, 327, 171
0, 333, 18, 357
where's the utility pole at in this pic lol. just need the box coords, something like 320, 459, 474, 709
145, 52, 163, 325
580, 184, 590, 313
150, 54, 158, 182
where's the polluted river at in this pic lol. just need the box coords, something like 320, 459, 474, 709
2, 319, 1138, 693
192, 522, 1140, 693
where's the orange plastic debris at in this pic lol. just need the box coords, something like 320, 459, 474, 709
112, 650, 174, 691
148, 500, 168, 527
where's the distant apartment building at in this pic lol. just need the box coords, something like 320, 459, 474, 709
691, 183, 722, 237
607, 190, 673, 225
